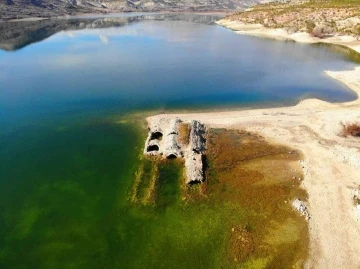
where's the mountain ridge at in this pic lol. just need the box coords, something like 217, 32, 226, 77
0, 0, 258, 20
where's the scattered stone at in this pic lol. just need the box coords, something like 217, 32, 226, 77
299, 159, 309, 177
352, 187, 360, 200
353, 188, 360, 220
292, 198, 310, 220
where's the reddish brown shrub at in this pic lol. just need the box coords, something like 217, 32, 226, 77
340, 122, 360, 137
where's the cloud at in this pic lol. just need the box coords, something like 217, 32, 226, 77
35, 54, 89, 69
99, 34, 109, 44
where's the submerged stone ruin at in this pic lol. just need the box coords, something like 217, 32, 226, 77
144, 117, 206, 184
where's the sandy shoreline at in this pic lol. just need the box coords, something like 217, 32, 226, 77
148, 21, 360, 268
216, 19, 360, 54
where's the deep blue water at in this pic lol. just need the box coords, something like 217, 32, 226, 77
0, 14, 358, 130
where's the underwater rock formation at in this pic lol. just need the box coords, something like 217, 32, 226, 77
189, 120, 206, 154
185, 120, 206, 184
184, 151, 204, 184
144, 117, 206, 184
164, 118, 183, 159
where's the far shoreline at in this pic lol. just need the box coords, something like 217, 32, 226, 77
216, 18, 360, 106
216, 19, 360, 55
0, 10, 230, 23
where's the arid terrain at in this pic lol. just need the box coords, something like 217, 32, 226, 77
148, 64, 360, 268
0, 0, 255, 21
225, 0, 360, 37
160, 6, 360, 265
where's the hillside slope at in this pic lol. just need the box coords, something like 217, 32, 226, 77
223, 0, 360, 37
0, 0, 258, 20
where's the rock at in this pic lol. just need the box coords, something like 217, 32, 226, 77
189, 120, 206, 154
164, 118, 183, 158
144, 117, 206, 184
144, 117, 166, 156
145, 140, 160, 154
0, 0, 257, 21
184, 120, 206, 183
185, 151, 203, 184
352, 188, 360, 199
355, 204, 360, 222
148, 117, 165, 134
292, 198, 310, 220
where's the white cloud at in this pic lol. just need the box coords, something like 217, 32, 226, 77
99, 34, 109, 44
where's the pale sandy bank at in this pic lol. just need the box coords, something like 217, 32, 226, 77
147, 23, 360, 269
216, 19, 360, 54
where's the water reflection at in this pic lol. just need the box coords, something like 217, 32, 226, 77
0, 14, 358, 130
0, 13, 223, 51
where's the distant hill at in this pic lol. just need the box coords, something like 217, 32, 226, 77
224, 0, 360, 37
0, 0, 259, 20
0, 0, 106, 20
0, 13, 222, 50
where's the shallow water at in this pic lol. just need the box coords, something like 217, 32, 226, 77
0, 13, 358, 268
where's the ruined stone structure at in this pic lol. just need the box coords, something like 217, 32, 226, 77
144, 117, 206, 184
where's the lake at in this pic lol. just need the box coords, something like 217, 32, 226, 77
0, 13, 358, 268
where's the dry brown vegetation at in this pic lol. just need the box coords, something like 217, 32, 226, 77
178, 122, 190, 146
340, 122, 360, 137
136, 126, 309, 267
225, 0, 360, 37
204, 129, 309, 267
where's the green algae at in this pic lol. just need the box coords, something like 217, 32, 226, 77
0, 121, 308, 269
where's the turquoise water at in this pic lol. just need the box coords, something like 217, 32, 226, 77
0, 13, 358, 268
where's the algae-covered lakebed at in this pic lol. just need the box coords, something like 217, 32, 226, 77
0, 116, 308, 268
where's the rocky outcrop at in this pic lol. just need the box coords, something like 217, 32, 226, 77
0, 0, 259, 21
164, 118, 183, 159
144, 117, 206, 184
0, 0, 108, 21
189, 120, 206, 154
144, 117, 165, 156
184, 120, 206, 184
184, 151, 203, 184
